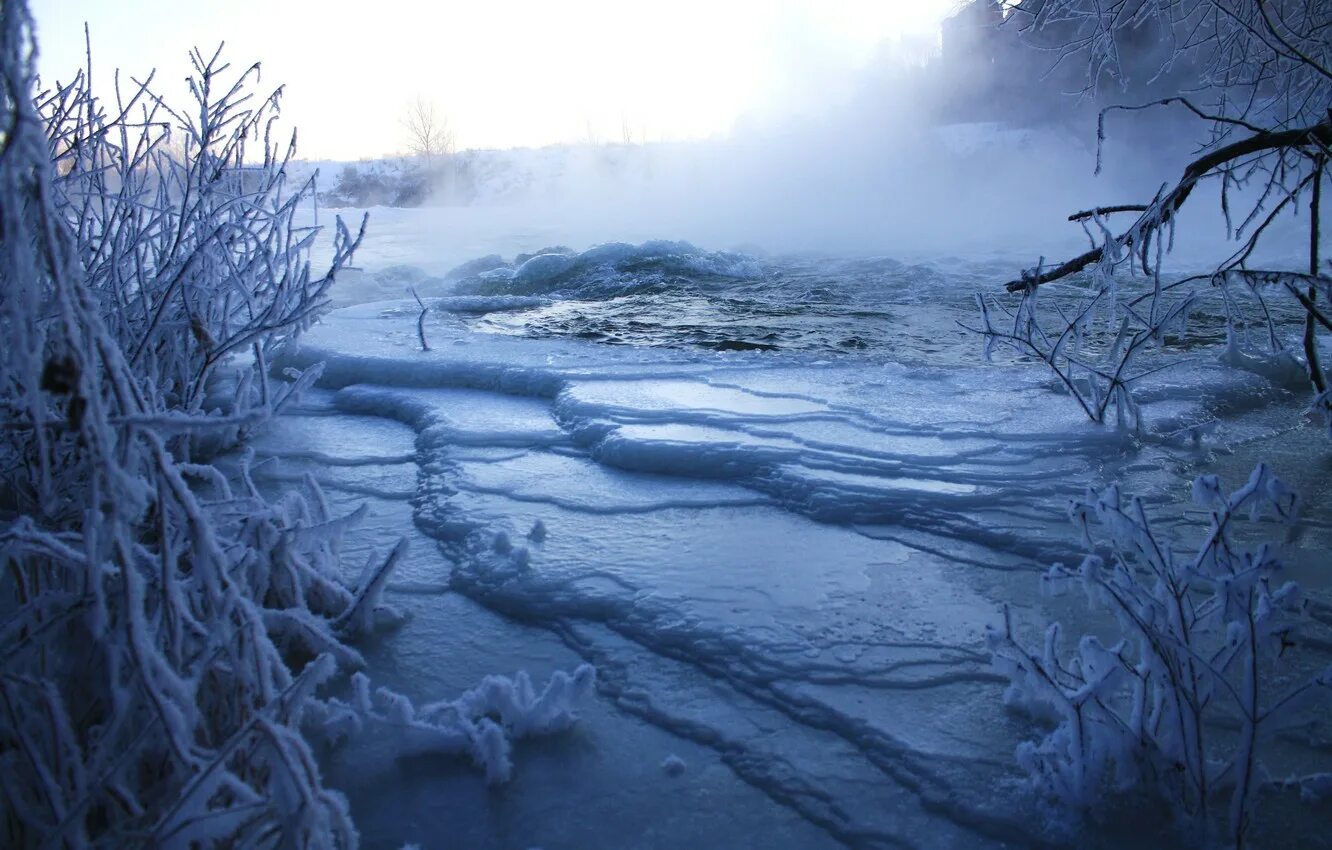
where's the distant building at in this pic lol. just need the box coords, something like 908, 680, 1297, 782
932, 0, 1199, 128
940, 0, 1005, 69
935, 1, 1021, 123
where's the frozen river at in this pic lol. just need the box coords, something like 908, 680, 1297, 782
251, 209, 1332, 849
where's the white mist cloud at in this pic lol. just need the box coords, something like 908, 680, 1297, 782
31, 0, 958, 159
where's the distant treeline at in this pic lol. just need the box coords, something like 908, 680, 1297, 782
317, 144, 653, 209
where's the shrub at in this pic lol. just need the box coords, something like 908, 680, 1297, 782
989, 464, 1331, 847
0, 6, 386, 844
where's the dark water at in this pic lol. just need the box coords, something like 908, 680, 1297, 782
439, 240, 1307, 376
447, 243, 1019, 362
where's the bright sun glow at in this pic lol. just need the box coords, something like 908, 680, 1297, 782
31, 0, 958, 159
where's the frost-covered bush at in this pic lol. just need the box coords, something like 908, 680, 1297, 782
967, 271, 1199, 429
36, 45, 365, 443
0, 7, 597, 844
0, 5, 405, 843
989, 465, 1331, 847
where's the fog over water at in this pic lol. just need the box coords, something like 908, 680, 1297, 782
302, 32, 1316, 277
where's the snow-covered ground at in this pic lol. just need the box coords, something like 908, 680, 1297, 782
257, 212, 1332, 848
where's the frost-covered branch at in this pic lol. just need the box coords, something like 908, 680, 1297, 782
1004, 118, 1331, 293
989, 465, 1330, 847
975, 1, 1332, 425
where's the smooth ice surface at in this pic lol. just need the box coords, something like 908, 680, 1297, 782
265, 225, 1332, 849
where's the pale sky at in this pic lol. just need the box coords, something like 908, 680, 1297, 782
30, 1, 958, 160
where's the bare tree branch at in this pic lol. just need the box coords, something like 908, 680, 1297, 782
401, 96, 454, 169
1006, 118, 1332, 292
